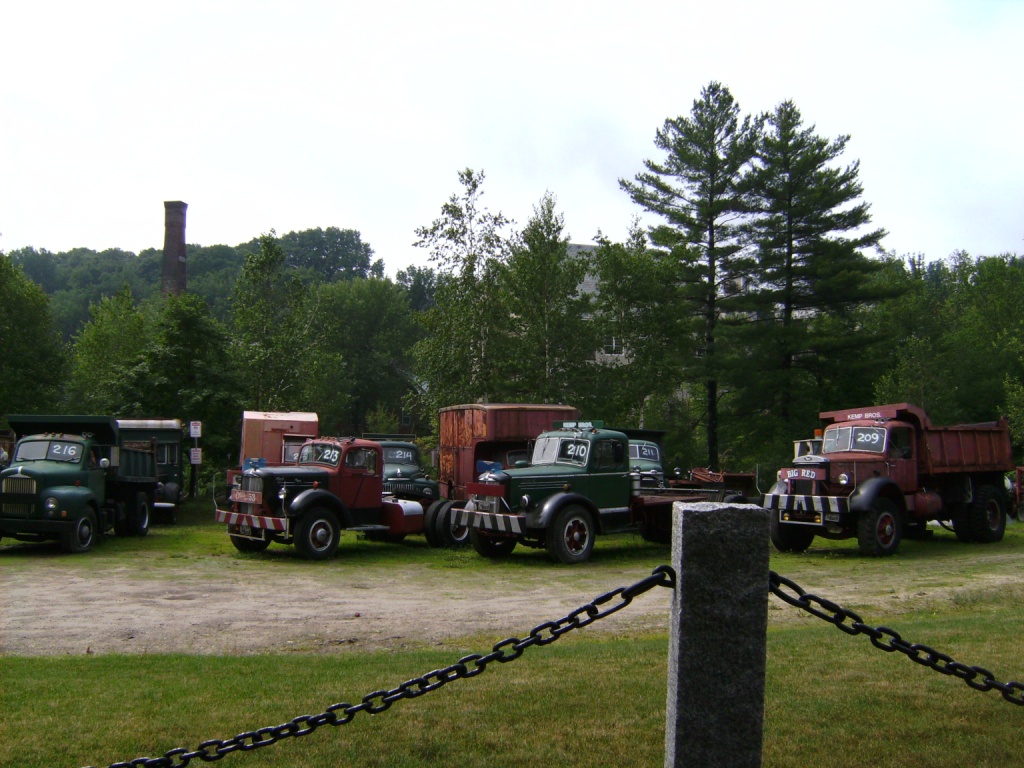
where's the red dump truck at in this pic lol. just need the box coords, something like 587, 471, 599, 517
762, 403, 1015, 556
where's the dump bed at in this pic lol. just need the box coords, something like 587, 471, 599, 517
239, 411, 319, 466
920, 421, 1014, 475
438, 403, 579, 500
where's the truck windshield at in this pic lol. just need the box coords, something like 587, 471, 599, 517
384, 446, 418, 464
629, 443, 660, 462
531, 436, 590, 466
298, 442, 342, 466
822, 426, 887, 454
14, 440, 85, 463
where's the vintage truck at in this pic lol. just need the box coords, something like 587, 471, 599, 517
455, 423, 733, 564
215, 435, 428, 559
0, 415, 182, 552
429, 402, 580, 547
363, 435, 442, 509
761, 403, 1015, 556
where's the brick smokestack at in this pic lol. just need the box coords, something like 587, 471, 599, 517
162, 200, 188, 296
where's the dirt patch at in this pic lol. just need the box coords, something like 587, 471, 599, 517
2, 539, 1021, 657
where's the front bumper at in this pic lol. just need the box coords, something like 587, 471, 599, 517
761, 493, 850, 526
457, 501, 526, 535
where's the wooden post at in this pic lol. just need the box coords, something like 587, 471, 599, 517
664, 502, 770, 768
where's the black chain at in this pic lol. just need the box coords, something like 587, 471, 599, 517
92, 565, 677, 768
769, 570, 1024, 707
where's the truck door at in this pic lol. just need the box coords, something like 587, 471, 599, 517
339, 446, 382, 519
887, 426, 918, 492
576, 438, 631, 529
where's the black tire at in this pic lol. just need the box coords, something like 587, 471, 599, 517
857, 498, 902, 556
545, 505, 595, 564
769, 514, 815, 553
422, 499, 448, 548
61, 511, 98, 553
967, 484, 1007, 543
470, 527, 517, 559
230, 534, 271, 553
638, 509, 671, 544
131, 492, 151, 537
295, 509, 341, 560
435, 502, 470, 547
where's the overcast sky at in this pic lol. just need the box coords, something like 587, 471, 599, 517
2, 1, 1021, 277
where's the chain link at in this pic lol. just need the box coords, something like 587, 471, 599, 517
768, 570, 1024, 707
91, 565, 676, 768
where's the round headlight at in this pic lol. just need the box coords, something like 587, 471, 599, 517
423, 487, 433, 497
520, 494, 532, 510
838, 473, 850, 485
44, 496, 59, 511
278, 486, 288, 500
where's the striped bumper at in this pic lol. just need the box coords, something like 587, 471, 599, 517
761, 493, 849, 517
456, 506, 525, 535
215, 508, 288, 532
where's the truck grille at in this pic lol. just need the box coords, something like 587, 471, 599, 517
238, 474, 263, 516
384, 480, 418, 496
1, 476, 37, 517
790, 479, 815, 495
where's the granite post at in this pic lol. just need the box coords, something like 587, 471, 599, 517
664, 502, 770, 768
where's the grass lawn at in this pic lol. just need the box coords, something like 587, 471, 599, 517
2, 504, 1023, 767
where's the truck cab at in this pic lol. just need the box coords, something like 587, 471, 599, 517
1, 416, 159, 553
378, 440, 440, 509
216, 437, 425, 559
460, 425, 634, 564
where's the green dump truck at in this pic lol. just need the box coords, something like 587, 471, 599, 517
0, 415, 183, 553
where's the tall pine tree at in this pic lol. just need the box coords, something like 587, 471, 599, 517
620, 82, 759, 469
735, 100, 891, 458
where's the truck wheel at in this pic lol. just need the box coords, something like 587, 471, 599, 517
546, 505, 595, 564
130, 492, 151, 537
769, 515, 814, 553
435, 502, 470, 547
967, 484, 1007, 543
470, 528, 517, 559
295, 509, 340, 560
61, 511, 98, 554
230, 534, 271, 553
422, 500, 448, 547
857, 498, 902, 556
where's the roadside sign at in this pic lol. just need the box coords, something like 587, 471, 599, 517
190, 448, 203, 465
189, 421, 202, 438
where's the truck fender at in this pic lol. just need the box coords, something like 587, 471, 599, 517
288, 488, 353, 528
848, 477, 905, 513
43, 486, 98, 519
535, 492, 601, 532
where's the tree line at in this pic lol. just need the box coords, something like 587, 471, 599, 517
2, 81, 1023, 479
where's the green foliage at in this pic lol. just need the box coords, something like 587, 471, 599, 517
496, 192, 599, 406
620, 81, 760, 468
228, 233, 312, 411
721, 100, 894, 467
412, 169, 513, 416
0, 254, 66, 416
65, 285, 152, 414
871, 252, 1024, 433
304, 277, 420, 434
590, 221, 684, 427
